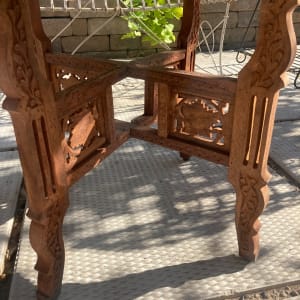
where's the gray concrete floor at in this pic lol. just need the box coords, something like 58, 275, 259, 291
1, 51, 300, 299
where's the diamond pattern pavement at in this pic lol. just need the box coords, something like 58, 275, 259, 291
0, 151, 22, 275
8, 140, 300, 300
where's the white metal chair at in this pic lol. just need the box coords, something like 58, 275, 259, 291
198, 0, 237, 74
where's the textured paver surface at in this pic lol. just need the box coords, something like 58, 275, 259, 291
0, 95, 16, 151
0, 151, 22, 275
276, 87, 300, 121
8, 140, 300, 300
271, 121, 300, 185
1, 51, 300, 299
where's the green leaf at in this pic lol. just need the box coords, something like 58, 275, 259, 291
121, 2, 183, 46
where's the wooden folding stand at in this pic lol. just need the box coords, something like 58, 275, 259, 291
0, 0, 298, 299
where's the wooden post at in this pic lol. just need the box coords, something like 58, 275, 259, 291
177, 0, 201, 72
142, 0, 201, 126
0, 1, 68, 298
228, 0, 299, 261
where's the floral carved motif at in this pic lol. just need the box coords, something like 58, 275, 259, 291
238, 172, 265, 252
250, 0, 291, 89
174, 97, 231, 148
41, 197, 66, 295
8, 0, 42, 109
47, 199, 64, 257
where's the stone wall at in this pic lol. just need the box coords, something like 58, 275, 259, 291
40, 0, 300, 58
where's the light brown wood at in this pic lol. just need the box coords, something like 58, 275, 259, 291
0, 0, 299, 298
0, 0, 127, 298
132, 0, 202, 124
228, 0, 299, 261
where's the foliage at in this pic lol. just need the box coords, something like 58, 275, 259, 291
121, 0, 183, 46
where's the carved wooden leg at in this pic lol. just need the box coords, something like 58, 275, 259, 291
227, 0, 299, 261
233, 172, 269, 261
29, 194, 68, 300
5, 103, 69, 299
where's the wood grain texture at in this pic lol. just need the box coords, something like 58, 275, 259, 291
0, 0, 298, 298
228, 0, 299, 261
0, 1, 126, 298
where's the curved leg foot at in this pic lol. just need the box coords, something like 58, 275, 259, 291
180, 152, 191, 161
28, 194, 68, 300
235, 172, 269, 261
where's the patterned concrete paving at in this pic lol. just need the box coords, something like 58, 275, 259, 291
0, 151, 22, 275
8, 140, 300, 300
271, 121, 300, 185
276, 87, 300, 122
0, 95, 16, 152
0, 93, 22, 276
269, 71, 300, 186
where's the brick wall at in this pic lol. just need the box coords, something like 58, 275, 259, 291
41, 0, 300, 58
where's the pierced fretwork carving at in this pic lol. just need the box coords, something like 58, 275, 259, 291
174, 97, 231, 150
61, 100, 107, 171
0, 0, 299, 298
52, 65, 98, 92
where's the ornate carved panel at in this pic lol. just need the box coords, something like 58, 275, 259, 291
61, 99, 107, 171
173, 96, 232, 150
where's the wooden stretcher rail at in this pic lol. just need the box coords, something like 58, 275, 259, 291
127, 66, 237, 102
130, 126, 230, 166
45, 53, 126, 71
55, 69, 127, 119
129, 50, 187, 68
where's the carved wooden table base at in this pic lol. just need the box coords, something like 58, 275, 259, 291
0, 0, 299, 299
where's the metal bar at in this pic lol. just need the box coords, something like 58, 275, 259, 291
40, 5, 183, 12
235, 0, 261, 63
40, 0, 183, 11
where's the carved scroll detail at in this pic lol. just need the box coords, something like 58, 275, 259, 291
235, 171, 268, 260
249, 0, 293, 89
46, 201, 62, 256
238, 173, 260, 252
8, 0, 42, 109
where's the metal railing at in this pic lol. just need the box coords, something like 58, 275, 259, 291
40, 0, 183, 12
